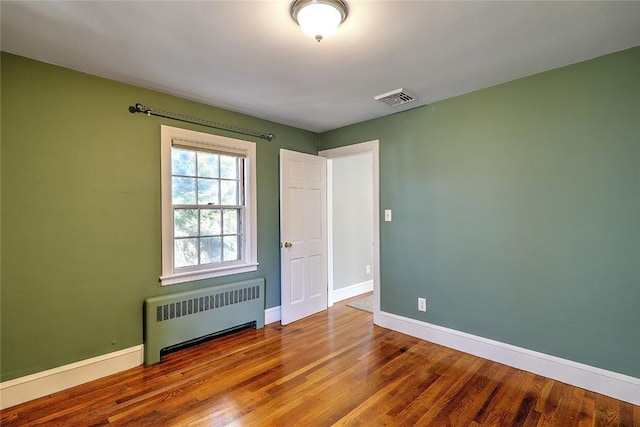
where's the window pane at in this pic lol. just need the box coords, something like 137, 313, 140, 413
172, 148, 196, 176
220, 155, 238, 179
175, 238, 198, 268
220, 180, 238, 205
172, 177, 196, 204
197, 152, 219, 178
223, 236, 239, 262
197, 178, 219, 205
223, 209, 239, 234
201, 237, 222, 264
201, 209, 221, 236
174, 209, 198, 237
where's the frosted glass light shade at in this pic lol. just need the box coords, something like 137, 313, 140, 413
291, 0, 348, 42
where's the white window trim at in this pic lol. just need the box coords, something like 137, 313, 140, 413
160, 125, 258, 286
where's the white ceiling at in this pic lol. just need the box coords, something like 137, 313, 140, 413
2, 1, 640, 133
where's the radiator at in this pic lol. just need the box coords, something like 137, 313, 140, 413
143, 278, 265, 364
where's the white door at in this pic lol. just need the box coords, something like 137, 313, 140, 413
280, 149, 328, 325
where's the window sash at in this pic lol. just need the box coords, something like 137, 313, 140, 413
171, 147, 244, 207
172, 138, 248, 158
172, 205, 245, 271
171, 150, 246, 271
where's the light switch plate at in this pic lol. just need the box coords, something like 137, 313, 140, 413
384, 209, 392, 222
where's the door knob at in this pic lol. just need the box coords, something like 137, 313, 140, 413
281, 241, 293, 248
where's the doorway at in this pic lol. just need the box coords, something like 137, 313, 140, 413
320, 140, 380, 319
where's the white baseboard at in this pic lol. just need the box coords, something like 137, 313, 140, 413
331, 280, 373, 305
265, 306, 281, 324
376, 311, 640, 406
0, 345, 144, 410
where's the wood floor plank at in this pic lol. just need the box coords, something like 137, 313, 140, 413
416, 358, 496, 425
595, 393, 623, 427
483, 368, 536, 426
473, 365, 520, 425
2, 296, 638, 426
620, 401, 636, 427
577, 393, 596, 427
391, 352, 478, 425
512, 375, 550, 427
536, 380, 565, 426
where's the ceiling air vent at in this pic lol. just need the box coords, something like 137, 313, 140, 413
374, 88, 416, 107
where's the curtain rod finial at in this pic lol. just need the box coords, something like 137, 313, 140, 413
129, 103, 149, 114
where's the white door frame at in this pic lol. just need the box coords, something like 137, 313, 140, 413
319, 140, 381, 322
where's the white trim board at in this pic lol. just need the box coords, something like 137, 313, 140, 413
331, 280, 373, 305
0, 345, 144, 410
265, 306, 281, 325
376, 311, 640, 406
326, 159, 335, 307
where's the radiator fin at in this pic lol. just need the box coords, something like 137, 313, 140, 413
154, 285, 261, 323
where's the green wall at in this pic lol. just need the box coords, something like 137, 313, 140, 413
0, 53, 318, 381
3, 46, 639, 384
321, 47, 640, 378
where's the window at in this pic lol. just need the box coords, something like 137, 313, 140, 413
160, 125, 257, 285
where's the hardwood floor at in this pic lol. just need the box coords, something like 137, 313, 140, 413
2, 297, 638, 426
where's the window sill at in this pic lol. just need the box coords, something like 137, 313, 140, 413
160, 263, 259, 286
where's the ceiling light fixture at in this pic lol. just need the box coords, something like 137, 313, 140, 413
291, 0, 348, 42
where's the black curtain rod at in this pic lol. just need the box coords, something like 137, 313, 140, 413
129, 103, 273, 141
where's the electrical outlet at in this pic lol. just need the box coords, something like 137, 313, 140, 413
418, 297, 427, 312
366, 265, 371, 274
